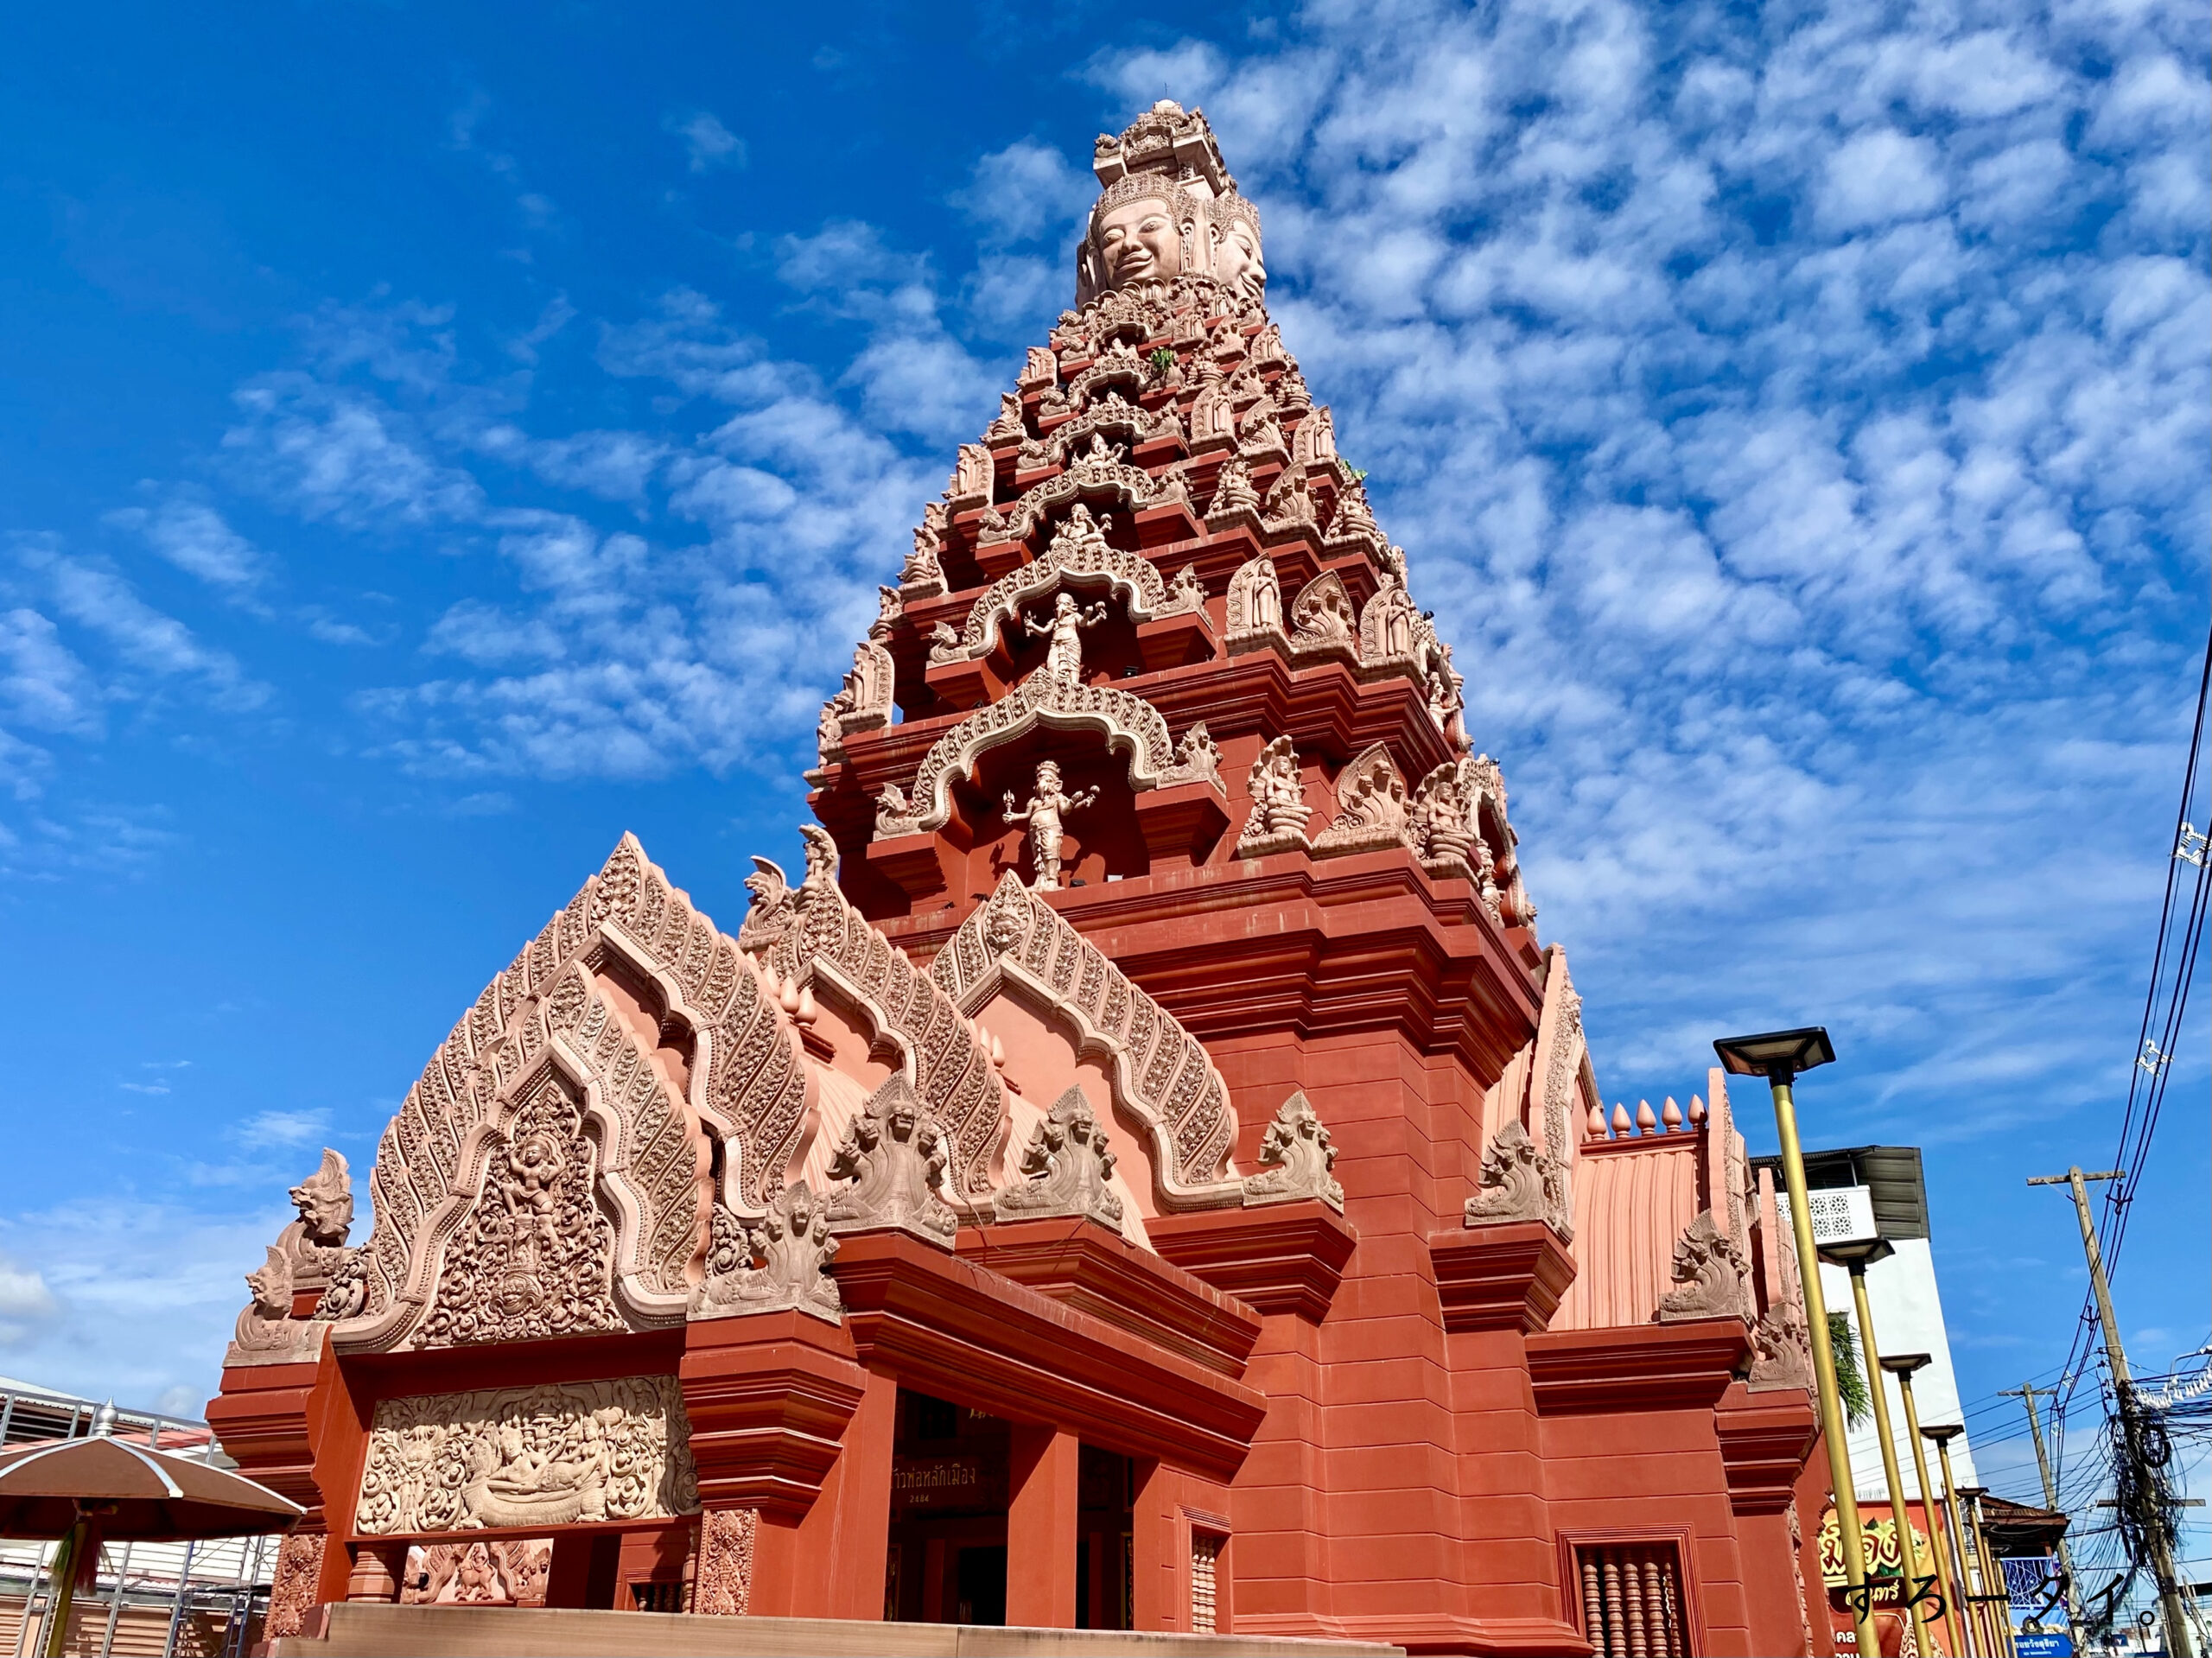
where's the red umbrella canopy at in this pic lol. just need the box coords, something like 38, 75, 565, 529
0, 1428, 302, 1540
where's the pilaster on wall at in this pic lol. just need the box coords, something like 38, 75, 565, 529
1007, 1425, 1082, 1628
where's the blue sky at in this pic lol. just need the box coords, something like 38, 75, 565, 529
0, 0, 2203, 1532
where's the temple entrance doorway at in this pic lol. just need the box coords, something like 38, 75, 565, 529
882, 1389, 1135, 1629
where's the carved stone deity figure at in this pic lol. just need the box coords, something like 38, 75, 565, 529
1237, 735, 1313, 855
1224, 552, 1283, 639
1022, 591, 1110, 683
824, 1076, 957, 1246
1462, 1119, 1548, 1226
1209, 194, 1267, 300
1289, 571, 1357, 648
1655, 1210, 1750, 1324
901, 523, 944, 591
1165, 564, 1208, 615
995, 1086, 1122, 1230
1363, 570, 1419, 663
1241, 1092, 1344, 1212
1409, 763, 1478, 877
277, 1147, 353, 1291
690, 1185, 842, 1324
1003, 760, 1100, 890
1749, 1296, 1815, 1392
948, 442, 994, 508
1208, 460, 1262, 522
1083, 175, 1199, 296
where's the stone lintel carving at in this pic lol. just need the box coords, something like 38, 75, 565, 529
1236, 734, 1313, 857
931, 873, 1239, 1201
825, 1076, 957, 1247
995, 1086, 1123, 1230
1463, 1119, 1548, 1228
226, 1245, 329, 1369
938, 505, 1167, 667
877, 670, 1179, 840
696, 1507, 758, 1616
1241, 1091, 1344, 1213
353, 1376, 698, 1535
1313, 743, 1412, 856
690, 1185, 842, 1324
1655, 1210, 1750, 1324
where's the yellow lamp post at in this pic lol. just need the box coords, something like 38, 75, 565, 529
1884, 1353, 1964, 1657
1922, 1423, 1980, 1658
1713, 1027, 1878, 1658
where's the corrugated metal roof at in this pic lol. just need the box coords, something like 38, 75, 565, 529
1749, 1145, 1929, 1239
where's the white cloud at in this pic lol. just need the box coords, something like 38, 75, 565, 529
233, 1109, 332, 1149
105, 494, 266, 591
1820, 129, 1949, 232
669, 110, 747, 174
952, 138, 1091, 248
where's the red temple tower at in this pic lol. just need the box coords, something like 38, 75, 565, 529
212, 103, 1834, 1657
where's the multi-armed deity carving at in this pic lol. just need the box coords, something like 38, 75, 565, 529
995, 1086, 1123, 1230
1237, 736, 1314, 857
1656, 1210, 1751, 1324
690, 1184, 842, 1324
1023, 591, 1110, 683
824, 1075, 958, 1246
1004, 761, 1100, 890
1240, 1092, 1344, 1213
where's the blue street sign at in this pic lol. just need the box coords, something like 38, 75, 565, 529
2012, 1633, 2074, 1658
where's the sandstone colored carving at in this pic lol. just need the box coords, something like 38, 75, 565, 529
1409, 762, 1488, 893
825, 1075, 958, 1246
932, 873, 1240, 1200
354, 1376, 697, 1535
1164, 564, 1207, 615
1158, 723, 1225, 791
1022, 592, 1111, 683
1288, 570, 1358, 661
1207, 460, 1262, 525
1004, 760, 1100, 890
839, 640, 895, 734
264, 1534, 326, 1641
1237, 735, 1313, 857
1313, 743, 1413, 855
1655, 1210, 1749, 1324
690, 1185, 842, 1324
1241, 1091, 1344, 1213
1750, 1299, 1815, 1392
226, 1245, 326, 1368
696, 1508, 758, 1616
1359, 571, 1421, 670
1463, 1119, 1548, 1226
279, 1147, 353, 1291
1224, 552, 1283, 642
401, 1540, 552, 1607
995, 1086, 1122, 1229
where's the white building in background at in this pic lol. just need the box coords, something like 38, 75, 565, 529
1751, 1144, 1982, 1501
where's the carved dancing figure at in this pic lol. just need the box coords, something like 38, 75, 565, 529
1003, 760, 1099, 890
1022, 591, 1110, 683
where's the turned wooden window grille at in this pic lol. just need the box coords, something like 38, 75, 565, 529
1576, 1542, 1688, 1658
1190, 1532, 1224, 1633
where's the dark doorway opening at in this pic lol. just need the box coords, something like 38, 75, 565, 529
1076, 1444, 1135, 1630
885, 1388, 1011, 1624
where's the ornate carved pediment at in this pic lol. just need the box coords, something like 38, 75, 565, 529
932, 505, 1170, 666
879, 671, 1198, 841
746, 828, 1010, 1204
824, 1075, 958, 1246
995, 1086, 1122, 1230
327, 835, 808, 1354
1223, 551, 1283, 642
976, 435, 1179, 549
1313, 743, 1412, 855
1526, 944, 1584, 1243
1288, 570, 1358, 662
1357, 572, 1422, 677
1655, 1210, 1750, 1324
354, 1376, 698, 1536
1241, 1092, 1344, 1212
1463, 1119, 1548, 1227
931, 873, 1239, 1204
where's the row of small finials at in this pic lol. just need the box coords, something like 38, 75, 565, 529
1586, 1096, 1707, 1141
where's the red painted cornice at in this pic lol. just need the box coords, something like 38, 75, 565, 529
679, 1310, 870, 1518
832, 1229, 1266, 1483
1713, 1380, 1821, 1516
1525, 1318, 1751, 1416
1145, 1200, 1359, 1324
954, 1214, 1263, 1375
1429, 1221, 1578, 1335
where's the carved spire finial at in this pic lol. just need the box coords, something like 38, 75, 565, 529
1241, 1091, 1344, 1212
826, 1076, 959, 1247
995, 1086, 1122, 1230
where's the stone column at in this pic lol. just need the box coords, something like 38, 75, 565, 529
343, 1540, 405, 1604
1007, 1425, 1081, 1627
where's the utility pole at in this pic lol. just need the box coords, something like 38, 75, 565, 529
1999, 1384, 2082, 1631
2028, 1166, 2193, 1657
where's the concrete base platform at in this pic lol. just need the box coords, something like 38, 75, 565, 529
271, 1602, 1408, 1657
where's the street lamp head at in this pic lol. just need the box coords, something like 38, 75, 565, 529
1959, 1484, 1990, 1501
1920, 1422, 1965, 1445
1881, 1352, 1933, 1377
1816, 1236, 1896, 1269
1713, 1027, 1836, 1082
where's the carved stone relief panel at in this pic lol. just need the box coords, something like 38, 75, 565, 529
354, 1376, 699, 1536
